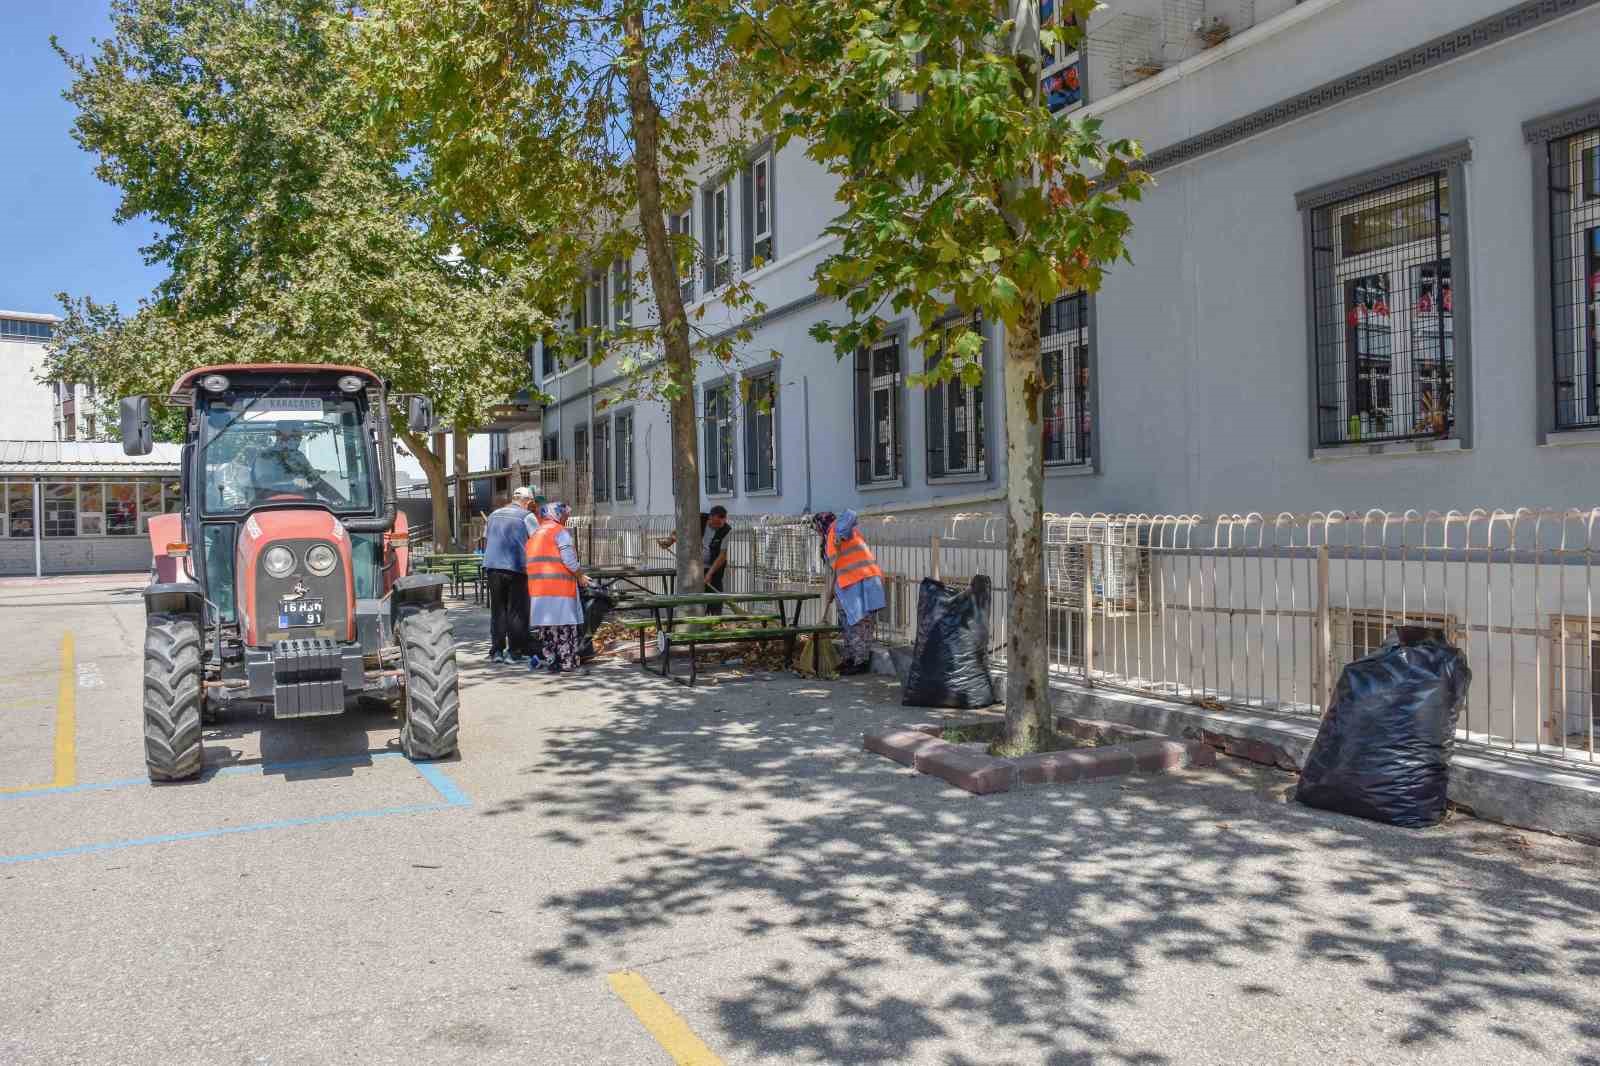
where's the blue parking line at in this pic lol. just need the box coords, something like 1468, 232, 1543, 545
0, 751, 470, 805
412, 760, 471, 807
0, 753, 472, 864
0, 801, 452, 866
0, 776, 147, 801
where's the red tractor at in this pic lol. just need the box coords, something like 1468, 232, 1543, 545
121, 364, 459, 781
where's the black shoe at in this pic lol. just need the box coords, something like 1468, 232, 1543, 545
546, 660, 563, 675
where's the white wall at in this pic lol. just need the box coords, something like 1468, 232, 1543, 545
0, 338, 57, 439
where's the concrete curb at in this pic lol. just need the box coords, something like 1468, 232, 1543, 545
873, 641, 1600, 838
863, 714, 1213, 796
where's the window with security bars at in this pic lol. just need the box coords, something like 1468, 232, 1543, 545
743, 372, 777, 492
542, 433, 559, 463
1310, 174, 1455, 446
614, 410, 634, 502
927, 317, 986, 478
703, 382, 736, 495
591, 418, 610, 503
854, 337, 903, 485
1548, 128, 1600, 431
1041, 292, 1092, 467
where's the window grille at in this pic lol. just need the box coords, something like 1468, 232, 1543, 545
542, 433, 559, 463
703, 382, 735, 495
854, 338, 903, 484
1041, 292, 1092, 467
743, 373, 777, 492
591, 418, 611, 503
1547, 126, 1600, 431
926, 317, 986, 478
1310, 174, 1456, 446
614, 411, 634, 502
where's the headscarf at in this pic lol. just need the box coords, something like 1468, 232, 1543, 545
540, 501, 571, 524
812, 511, 836, 565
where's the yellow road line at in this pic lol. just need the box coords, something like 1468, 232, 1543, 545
606, 971, 725, 1066
53, 633, 76, 787
0, 632, 74, 795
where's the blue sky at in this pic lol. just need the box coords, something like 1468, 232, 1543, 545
0, 2, 165, 317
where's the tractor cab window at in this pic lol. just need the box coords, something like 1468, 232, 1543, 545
200, 395, 375, 516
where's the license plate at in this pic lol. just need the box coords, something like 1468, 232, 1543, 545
279, 598, 324, 628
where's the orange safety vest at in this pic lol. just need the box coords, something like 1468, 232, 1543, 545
826, 525, 883, 589
525, 521, 578, 599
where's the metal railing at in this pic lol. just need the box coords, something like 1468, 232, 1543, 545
570, 508, 1600, 767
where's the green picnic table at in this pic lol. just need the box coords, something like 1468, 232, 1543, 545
623, 590, 831, 685
414, 554, 484, 602
587, 565, 676, 598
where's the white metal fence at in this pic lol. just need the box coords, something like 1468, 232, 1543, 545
570, 508, 1600, 766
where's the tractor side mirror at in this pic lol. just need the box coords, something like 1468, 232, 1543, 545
120, 396, 153, 456
406, 395, 436, 434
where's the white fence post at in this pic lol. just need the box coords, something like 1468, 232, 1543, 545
1315, 543, 1331, 712
930, 534, 942, 582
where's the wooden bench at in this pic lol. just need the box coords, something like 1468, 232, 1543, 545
645, 623, 840, 685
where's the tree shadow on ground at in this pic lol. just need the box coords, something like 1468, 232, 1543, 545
464, 622, 1600, 1063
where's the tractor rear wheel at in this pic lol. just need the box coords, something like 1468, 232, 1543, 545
397, 605, 460, 760
143, 613, 204, 781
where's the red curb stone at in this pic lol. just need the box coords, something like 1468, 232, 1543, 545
913, 742, 1015, 795
863, 729, 941, 767
1186, 741, 1219, 768
1078, 748, 1137, 780
1013, 750, 1094, 785
1127, 738, 1188, 773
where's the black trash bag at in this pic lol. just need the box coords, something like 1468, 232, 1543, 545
578, 587, 616, 661
901, 575, 998, 708
1297, 626, 1472, 828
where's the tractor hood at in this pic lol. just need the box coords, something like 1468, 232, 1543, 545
236, 508, 357, 647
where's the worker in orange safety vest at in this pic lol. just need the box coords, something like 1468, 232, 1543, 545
815, 509, 886, 675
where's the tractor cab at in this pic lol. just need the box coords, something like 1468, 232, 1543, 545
120, 364, 458, 781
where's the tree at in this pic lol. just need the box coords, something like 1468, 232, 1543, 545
355, 0, 766, 594
47, 0, 550, 550
733, 0, 1149, 749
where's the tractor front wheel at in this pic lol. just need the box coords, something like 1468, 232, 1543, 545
143, 613, 205, 782
397, 606, 460, 760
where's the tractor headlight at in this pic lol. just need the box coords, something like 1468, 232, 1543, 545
264, 545, 295, 578
305, 544, 337, 577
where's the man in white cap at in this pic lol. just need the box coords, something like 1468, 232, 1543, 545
481, 487, 537, 663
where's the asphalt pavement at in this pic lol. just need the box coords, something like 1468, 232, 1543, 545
2, 573, 1599, 1065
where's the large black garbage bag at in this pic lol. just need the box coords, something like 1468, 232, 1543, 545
902, 575, 998, 708
578, 587, 616, 661
1297, 627, 1472, 828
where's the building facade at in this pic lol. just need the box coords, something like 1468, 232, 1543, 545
0, 440, 184, 577
532, 0, 1600, 524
